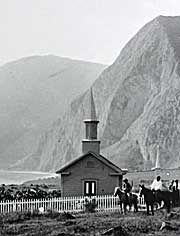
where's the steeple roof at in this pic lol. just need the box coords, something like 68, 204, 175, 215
85, 87, 97, 121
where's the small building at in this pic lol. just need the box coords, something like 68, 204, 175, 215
56, 88, 127, 197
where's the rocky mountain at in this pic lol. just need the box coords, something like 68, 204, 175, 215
0, 55, 106, 168
15, 15, 180, 171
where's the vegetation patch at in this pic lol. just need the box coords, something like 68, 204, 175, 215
0, 208, 180, 235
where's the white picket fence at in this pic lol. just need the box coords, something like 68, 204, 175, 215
0, 194, 146, 214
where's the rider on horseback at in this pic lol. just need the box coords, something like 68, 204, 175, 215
150, 176, 163, 191
123, 178, 132, 201
150, 176, 163, 204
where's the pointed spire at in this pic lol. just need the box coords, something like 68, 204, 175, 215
82, 87, 100, 154
88, 87, 97, 121
155, 144, 161, 169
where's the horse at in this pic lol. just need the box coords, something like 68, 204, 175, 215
155, 189, 173, 213
139, 184, 156, 215
170, 189, 180, 207
139, 184, 172, 215
114, 187, 138, 214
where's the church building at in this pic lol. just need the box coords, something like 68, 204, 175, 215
56, 88, 127, 197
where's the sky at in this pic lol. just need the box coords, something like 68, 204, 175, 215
0, 0, 180, 66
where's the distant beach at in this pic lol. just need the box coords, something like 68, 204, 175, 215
0, 170, 57, 185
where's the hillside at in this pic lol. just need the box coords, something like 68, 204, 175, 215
0, 55, 106, 168
15, 15, 180, 171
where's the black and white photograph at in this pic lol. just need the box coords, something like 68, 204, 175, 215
0, 0, 180, 235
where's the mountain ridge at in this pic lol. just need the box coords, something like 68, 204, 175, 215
14, 15, 180, 171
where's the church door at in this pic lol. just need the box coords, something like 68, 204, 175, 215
84, 180, 96, 196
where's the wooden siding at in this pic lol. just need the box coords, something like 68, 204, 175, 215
61, 153, 122, 197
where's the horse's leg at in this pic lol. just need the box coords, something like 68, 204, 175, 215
134, 202, 138, 212
124, 203, 127, 215
120, 201, 123, 214
146, 203, 150, 215
171, 192, 175, 207
172, 198, 175, 207
151, 204, 154, 215
175, 192, 178, 206
166, 201, 171, 213
134, 196, 138, 212
136, 202, 138, 212
168, 203, 171, 213
178, 191, 180, 206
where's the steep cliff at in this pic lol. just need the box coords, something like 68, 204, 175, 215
15, 16, 180, 171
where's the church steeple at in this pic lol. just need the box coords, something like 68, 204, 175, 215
89, 87, 97, 121
82, 88, 100, 154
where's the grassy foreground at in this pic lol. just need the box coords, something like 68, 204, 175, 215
0, 208, 180, 236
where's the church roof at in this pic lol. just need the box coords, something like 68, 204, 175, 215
56, 151, 127, 175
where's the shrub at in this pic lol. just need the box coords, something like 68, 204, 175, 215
45, 209, 60, 218
84, 197, 97, 213
29, 209, 40, 217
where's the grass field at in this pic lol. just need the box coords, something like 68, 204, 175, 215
0, 207, 180, 236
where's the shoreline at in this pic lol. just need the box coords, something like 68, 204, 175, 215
0, 170, 58, 185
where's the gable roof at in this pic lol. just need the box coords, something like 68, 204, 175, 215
56, 151, 127, 175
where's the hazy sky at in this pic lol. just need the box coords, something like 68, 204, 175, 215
0, 0, 180, 65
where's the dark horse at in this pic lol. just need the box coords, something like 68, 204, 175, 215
114, 187, 138, 214
139, 184, 172, 215
171, 189, 180, 207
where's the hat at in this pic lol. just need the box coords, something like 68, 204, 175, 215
123, 178, 128, 182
